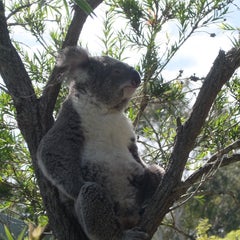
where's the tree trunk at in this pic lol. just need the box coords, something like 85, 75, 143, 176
0, 0, 240, 239
0, 1, 102, 239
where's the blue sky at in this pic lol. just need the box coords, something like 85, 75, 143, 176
79, 1, 240, 80
4, 0, 240, 85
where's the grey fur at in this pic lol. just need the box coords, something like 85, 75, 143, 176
37, 47, 164, 240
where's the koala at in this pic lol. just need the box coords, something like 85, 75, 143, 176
37, 46, 165, 240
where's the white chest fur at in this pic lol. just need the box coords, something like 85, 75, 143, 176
71, 95, 144, 205
72, 95, 136, 162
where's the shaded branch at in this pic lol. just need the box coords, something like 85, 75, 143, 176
207, 139, 240, 164
6, 0, 39, 20
1, 2, 102, 239
167, 48, 240, 180
39, 0, 103, 132
2, 1, 240, 239
171, 140, 240, 207
139, 47, 240, 238
0, 1, 39, 153
182, 153, 240, 190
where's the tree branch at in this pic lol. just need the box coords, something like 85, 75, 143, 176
2, 0, 240, 239
0, 1, 40, 154
206, 139, 240, 164
192, 153, 240, 182
167, 48, 240, 180
182, 144, 240, 190
39, 0, 103, 132
36, 2, 103, 239
139, 47, 240, 238
6, 0, 39, 20
1, 1, 102, 239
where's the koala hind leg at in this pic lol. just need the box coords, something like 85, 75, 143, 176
75, 182, 148, 240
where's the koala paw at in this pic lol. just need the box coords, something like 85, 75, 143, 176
122, 228, 149, 240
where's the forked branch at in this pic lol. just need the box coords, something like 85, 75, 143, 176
39, 0, 103, 132
140, 47, 240, 238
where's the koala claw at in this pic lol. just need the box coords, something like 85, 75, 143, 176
122, 228, 149, 240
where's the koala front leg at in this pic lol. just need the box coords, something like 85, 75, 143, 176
75, 182, 149, 240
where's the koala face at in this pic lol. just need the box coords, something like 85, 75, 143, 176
57, 47, 141, 111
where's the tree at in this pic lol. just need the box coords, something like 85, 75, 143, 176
0, 0, 240, 239
195, 218, 240, 240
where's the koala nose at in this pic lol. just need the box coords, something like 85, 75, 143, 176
130, 69, 141, 87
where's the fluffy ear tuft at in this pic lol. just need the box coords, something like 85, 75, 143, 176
56, 46, 89, 69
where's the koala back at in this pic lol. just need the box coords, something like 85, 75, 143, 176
37, 99, 85, 200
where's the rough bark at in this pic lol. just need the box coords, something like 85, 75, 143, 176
0, 0, 240, 239
139, 48, 240, 238
0, 1, 102, 239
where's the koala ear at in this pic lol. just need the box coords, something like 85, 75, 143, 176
56, 46, 89, 71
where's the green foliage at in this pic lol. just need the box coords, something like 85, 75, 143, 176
100, 10, 128, 60
0, 0, 74, 232
102, 0, 238, 166
190, 77, 240, 169
0, 74, 45, 226
196, 219, 212, 240
220, 23, 240, 47
196, 219, 240, 240
3, 224, 27, 240
109, 0, 232, 68
4, 225, 14, 240
159, 161, 240, 239
193, 163, 240, 236
73, 0, 94, 15
0, 91, 43, 222
1, 0, 240, 239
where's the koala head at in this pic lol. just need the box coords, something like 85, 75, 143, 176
56, 47, 141, 111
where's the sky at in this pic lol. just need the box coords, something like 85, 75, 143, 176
2, 0, 240, 87
79, 1, 240, 80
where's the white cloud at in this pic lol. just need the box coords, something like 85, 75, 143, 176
162, 32, 233, 80
6, 1, 240, 80
81, 2, 239, 81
